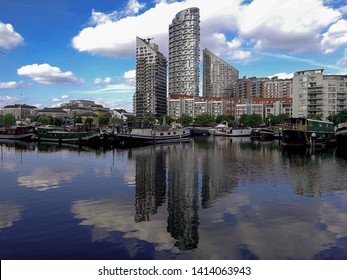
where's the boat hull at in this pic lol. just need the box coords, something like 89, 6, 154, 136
0, 126, 35, 140
117, 129, 191, 145
335, 128, 347, 148
282, 129, 308, 146
33, 131, 100, 143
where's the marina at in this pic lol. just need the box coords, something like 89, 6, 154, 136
1, 136, 347, 260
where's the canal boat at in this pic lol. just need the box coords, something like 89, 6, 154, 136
335, 122, 347, 149
250, 127, 275, 141
282, 118, 334, 147
0, 125, 35, 140
208, 121, 229, 136
227, 127, 252, 137
116, 127, 191, 145
32, 126, 101, 144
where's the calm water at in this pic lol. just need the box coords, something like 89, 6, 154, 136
1, 137, 347, 260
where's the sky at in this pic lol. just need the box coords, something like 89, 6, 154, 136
1, 0, 347, 112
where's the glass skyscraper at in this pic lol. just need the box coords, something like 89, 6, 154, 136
169, 7, 200, 97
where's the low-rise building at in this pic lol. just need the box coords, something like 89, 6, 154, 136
1, 104, 38, 119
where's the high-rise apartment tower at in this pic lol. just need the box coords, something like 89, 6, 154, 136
203, 48, 239, 98
169, 7, 200, 96
133, 37, 167, 119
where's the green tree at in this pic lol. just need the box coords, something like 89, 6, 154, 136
328, 109, 347, 124
267, 113, 289, 126
98, 114, 110, 127
194, 113, 215, 127
126, 115, 136, 122
158, 115, 174, 125
84, 117, 94, 126
143, 115, 156, 126
37, 115, 53, 125
1, 113, 16, 126
238, 113, 263, 127
176, 113, 193, 127
52, 117, 62, 126
74, 116, 82, 124
307, 114, 322, 120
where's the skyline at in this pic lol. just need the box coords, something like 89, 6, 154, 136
1, 0, 347, 112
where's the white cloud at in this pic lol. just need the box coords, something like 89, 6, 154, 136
61, 95, 69, 99
0, 81, 24, 90
0, 21, 24, 49
238, 0, 341, 53
52, 98, 60, 102
17, 63, 84, 85
337, 49, 347, 65
125, 0, 146, 16
321, 19, 347, 53
72, 0, 344, 60
269, 72, 294, 79
123, 69, 136, 85
0, 95, 18, 102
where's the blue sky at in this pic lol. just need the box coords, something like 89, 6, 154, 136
1, 0, 347, 112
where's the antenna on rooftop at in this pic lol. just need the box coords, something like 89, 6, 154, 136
144, 37, 154, 44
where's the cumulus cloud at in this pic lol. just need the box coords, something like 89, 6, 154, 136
123, 69, 136, 85
321, 19, 347, 53
71, 0, 345, 61
0, 81, 25, 90
17, 63, 84, 85
0, 21, 24, 49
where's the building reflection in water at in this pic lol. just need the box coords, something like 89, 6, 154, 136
129, 147, 167, 223
166, 144, 199, 250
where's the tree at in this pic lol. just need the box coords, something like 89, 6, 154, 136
307, 114, 322, 120
238, 113, 263, 127
84, 117, 94, 126
1, 113, 16, 126
52, 117, 62, 126
158, 115, 174, 125
176, 113, 193, 127
37, 115, 53, 125
143, 115, 156, 126
328, 109, 347, 124
98, 114, 110, 127
267, 113, 289, 126
194, 113, 215, 127
74, 116, 82, 124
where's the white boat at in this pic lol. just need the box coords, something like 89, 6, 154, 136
227, 127, 252, 137
117, 127, 191, 145
208, 121, 229, 136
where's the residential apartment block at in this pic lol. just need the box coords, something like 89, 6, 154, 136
264, 77, 292, 98
133, 37, 167, 120
235, 98, 292, 120
169, 7, 200, 96
293, 69, 347, 120
203, 48, 239, 98
168, 94, 242, 119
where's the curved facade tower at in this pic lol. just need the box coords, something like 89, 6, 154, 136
169, 7, 200, 97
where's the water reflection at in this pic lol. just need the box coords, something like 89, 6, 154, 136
1, 138, 347, 259
17, 167, 83, 191
129, 147, 167, 222
166, 144, 199, 250
0, 201, 23, 231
